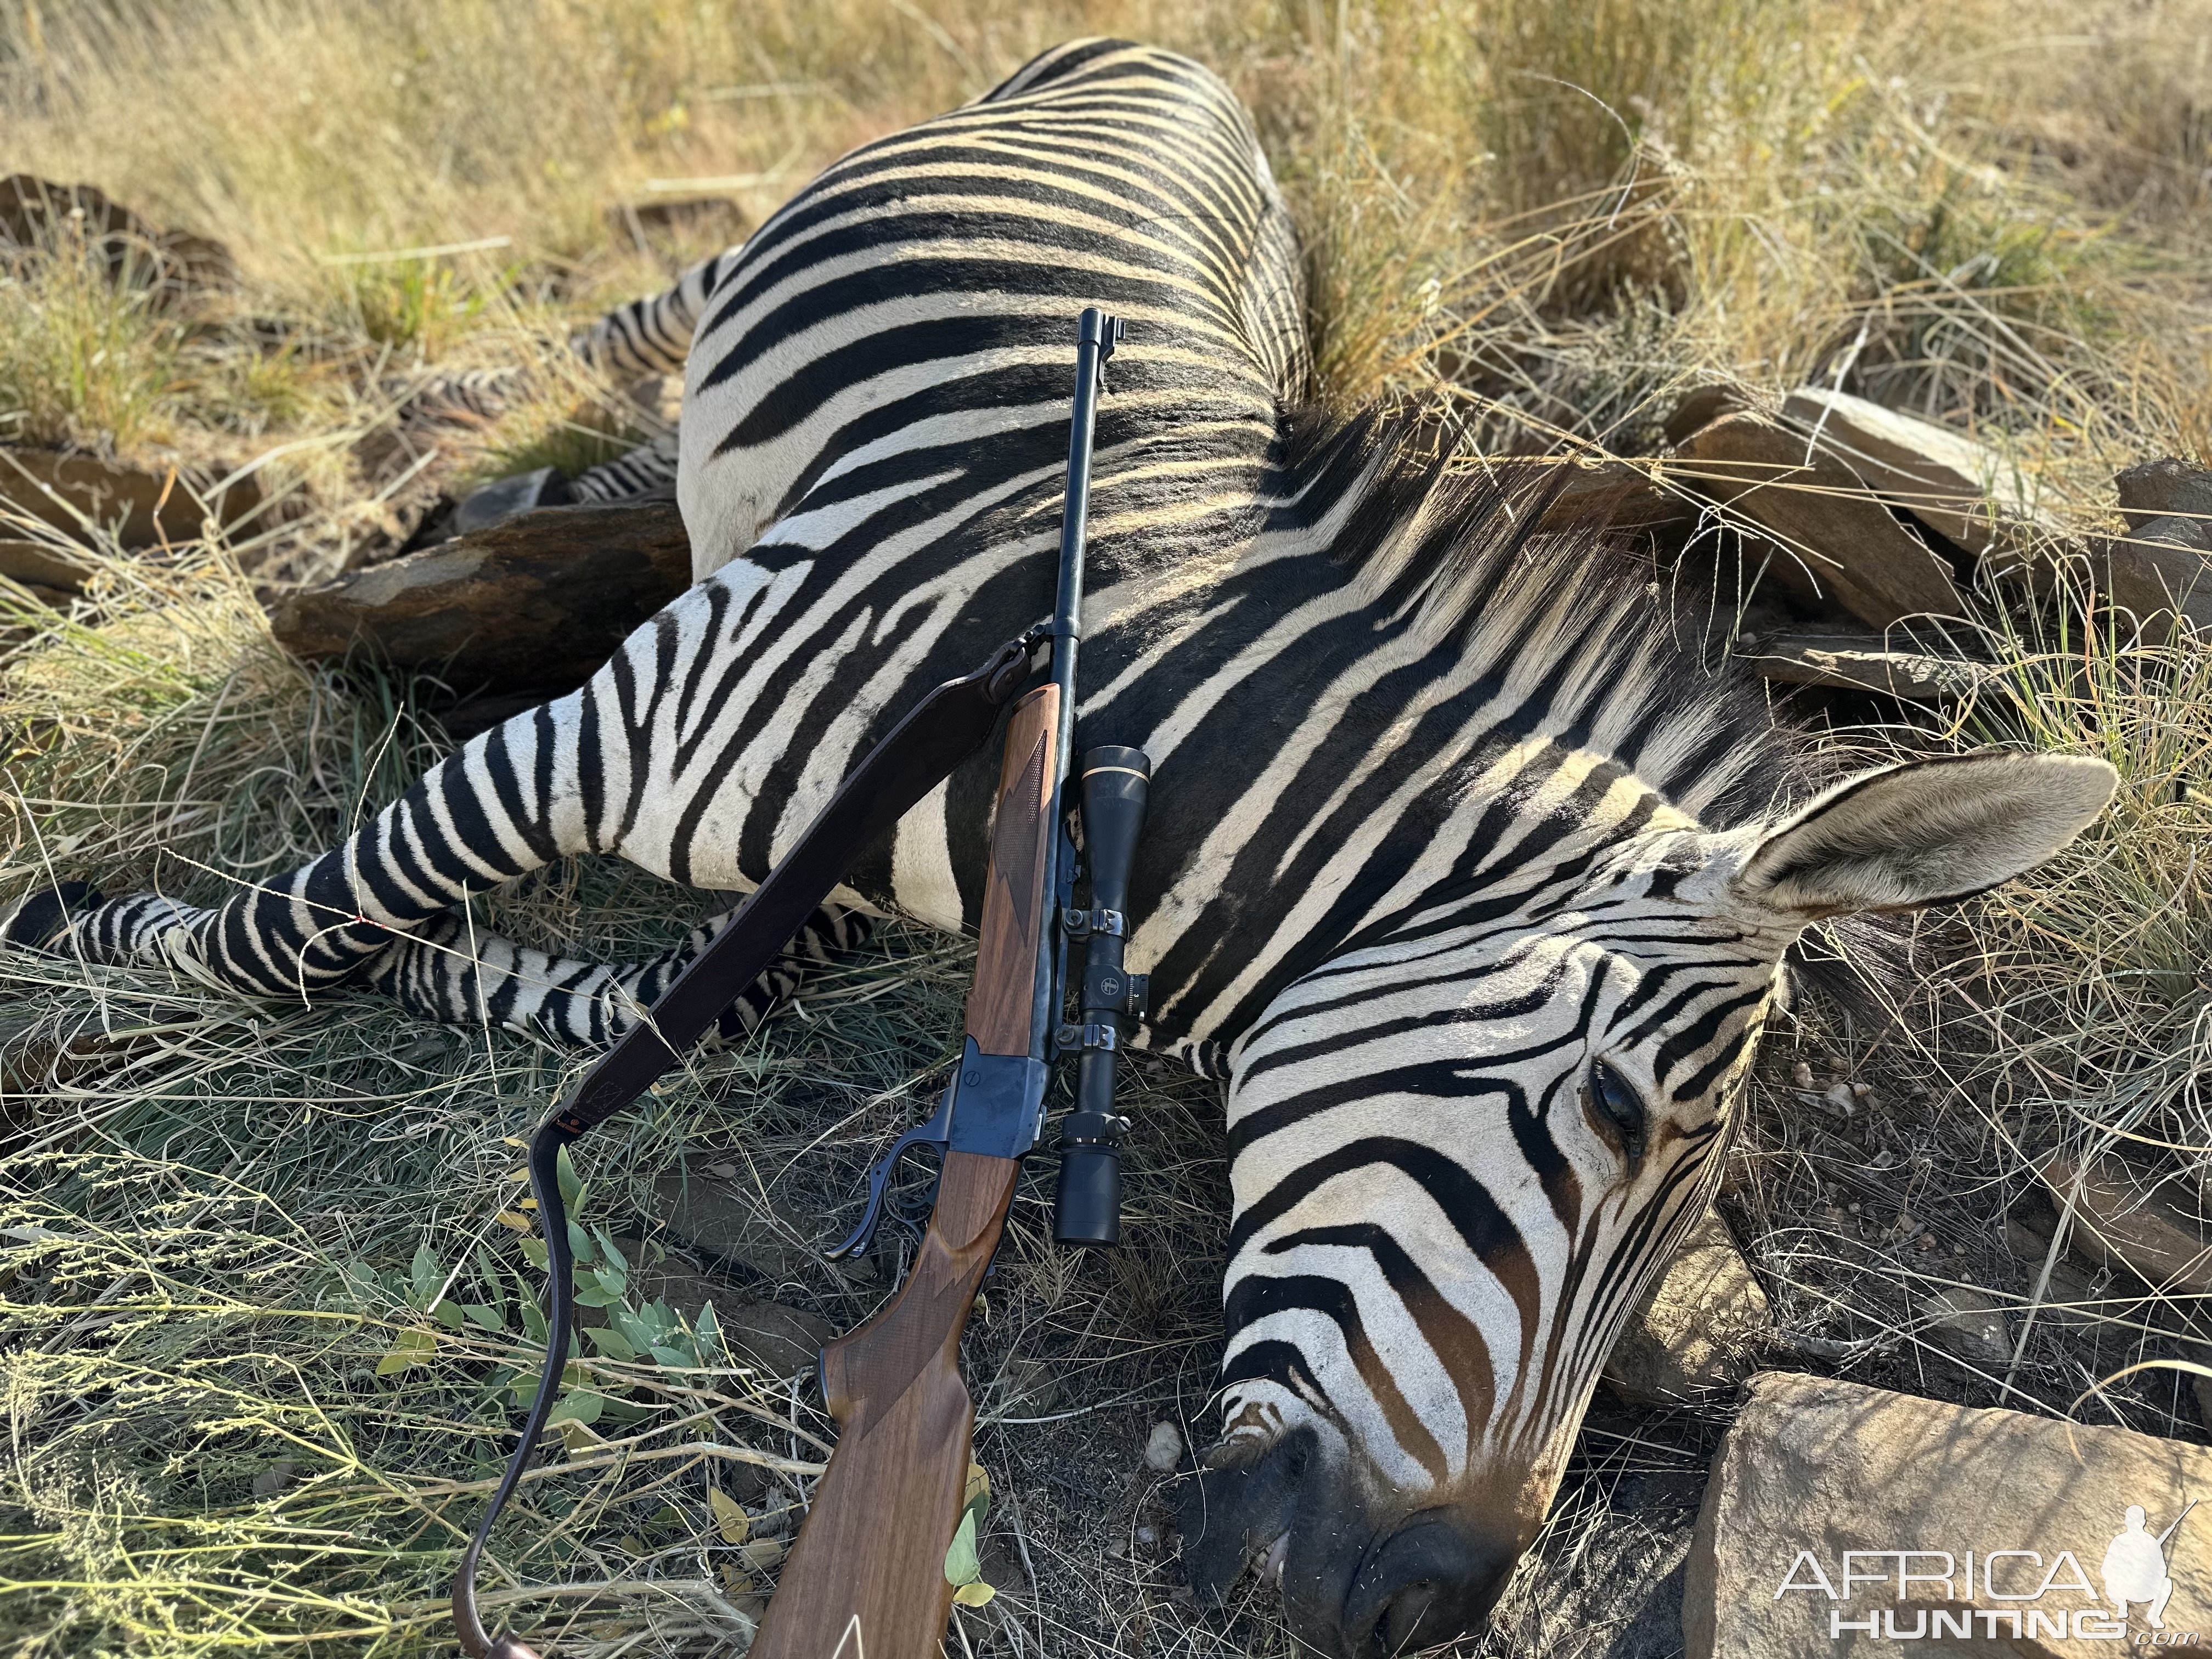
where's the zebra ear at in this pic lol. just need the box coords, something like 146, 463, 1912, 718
1735, 750, 2116, 921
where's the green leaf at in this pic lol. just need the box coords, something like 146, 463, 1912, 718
573, 1286, 620, 1308
520, 1301, 548, 1344
461, 1303, 505, 1333
943, 1507, 983, 1587
594, 1228, 627, 1271
586, 1326, 638, 1361
952, 1580, 996, 1608
517, 1235, 548, 1269
408, 1242, 443, 1308
647, 1344, 690, 1368
545, 1389, 603, 1426
957, 1461, 991, 1536
555, 1144, 585, 1211
567, 1220, 595, 1263
433, 1299, 467, 1331
694, 1302, 723, 1361
375, 1327, 438, 1376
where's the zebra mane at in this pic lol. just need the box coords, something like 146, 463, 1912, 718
1268, 406, 1807, 834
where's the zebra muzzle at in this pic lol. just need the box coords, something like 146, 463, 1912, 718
1178, 1432, 1520, 1657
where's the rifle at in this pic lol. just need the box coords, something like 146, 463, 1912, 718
454, 307, 1146, 1659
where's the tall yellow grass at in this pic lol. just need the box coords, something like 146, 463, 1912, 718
4, 0, 2205, 475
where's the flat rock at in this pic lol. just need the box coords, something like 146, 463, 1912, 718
1528, 459, 1700, 536
1685, 1371, 2212, 1656
1663, 383, 1756, 447
1668, 412, 1965, 627
2002, 1193, 2138, 1333
0, 448, 261, 549
0, 538, 98, 592
266, 498, 691, 698
1781, 386, 2057, 556
1740, 633, 1989, 702
2101, 515, 2212, 633
648, 1167, 815, 1289
1602, 1211, 1769, 1404
2038, 1154, 2212, 1296
2115, 458, 2212, 534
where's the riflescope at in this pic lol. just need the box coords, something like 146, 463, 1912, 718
1052, 744, 1150, 1247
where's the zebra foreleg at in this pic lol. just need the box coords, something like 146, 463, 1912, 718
358, 901, 871, 1046
0, 701, 611, 1027
3, 874, 868, 1048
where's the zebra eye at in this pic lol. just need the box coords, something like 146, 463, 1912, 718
1586, 1057, 1647, 1167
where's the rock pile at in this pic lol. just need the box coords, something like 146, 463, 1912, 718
245, 319, 2212, 713
1652, 383, 2212, 695
1670, 407, 1967, 626
1, 178, 257, 607
2106, 458, 2212, 632
2034, 1153, 2212, 1300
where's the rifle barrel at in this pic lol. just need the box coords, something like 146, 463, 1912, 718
1048, 307, 1121, 773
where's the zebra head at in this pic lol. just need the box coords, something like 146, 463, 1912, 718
1182, 747, 2114, 1655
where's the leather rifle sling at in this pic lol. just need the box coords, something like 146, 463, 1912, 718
453, 628, 1040, 1659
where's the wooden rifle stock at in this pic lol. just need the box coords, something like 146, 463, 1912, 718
751, 685, 1059, 1659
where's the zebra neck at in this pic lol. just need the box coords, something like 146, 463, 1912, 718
1122, 420, 1787, 1058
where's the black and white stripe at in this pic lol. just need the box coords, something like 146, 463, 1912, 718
568, 432, 679, 504
7, 37, 2113, 1654
573, 246, 745, 380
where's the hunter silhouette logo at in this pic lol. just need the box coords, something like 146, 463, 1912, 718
1772, 1496, 2203, 1643
2104, 1502, 2196, 1630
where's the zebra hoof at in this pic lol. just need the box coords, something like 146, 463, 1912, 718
452, 466, 573, 535
1, 880, 103, 949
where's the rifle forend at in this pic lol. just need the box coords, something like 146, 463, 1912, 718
751, 684, 1058, 1659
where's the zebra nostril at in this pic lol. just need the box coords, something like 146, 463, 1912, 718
1341, 1516, 1514, 1659
1372, 1576, 1439, 1655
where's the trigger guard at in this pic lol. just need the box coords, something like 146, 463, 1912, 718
825, 1119, 949, 1261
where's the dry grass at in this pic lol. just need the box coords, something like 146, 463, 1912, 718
4, 1, 2212, 1655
